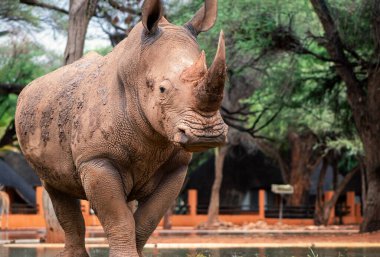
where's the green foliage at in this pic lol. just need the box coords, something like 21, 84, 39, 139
247, 53, 355, 139
0, 0, 40, 29
169, 0, 364, 173
328, 0, 375, 62
0, 39, 61, 85
238, 1, 364, 160
308, 247, 319, 257
0, 94, 17, 139
85, 46, 113, 56
0, 0, 369, 171
0, 38, 61, 142
326, 136, 363, 156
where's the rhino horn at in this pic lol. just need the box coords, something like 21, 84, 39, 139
180, 51, 207, 82
185, 0, 217, 36
196, 31, 226, 112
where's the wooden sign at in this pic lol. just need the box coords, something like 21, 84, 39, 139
271, 184, 294, 194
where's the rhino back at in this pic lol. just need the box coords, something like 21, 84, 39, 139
15, 52, 106, 195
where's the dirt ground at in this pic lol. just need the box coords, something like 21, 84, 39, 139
146, 232, 380, 245
2, 224, 380, 246
144, 223, 380, 246
146, 227, 380, 245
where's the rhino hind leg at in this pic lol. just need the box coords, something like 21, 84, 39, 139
80, 159, 139, 257
44, 183, 89, 257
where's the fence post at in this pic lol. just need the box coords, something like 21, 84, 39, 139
259, 189, 265, 219
81, 200, 90, 225
324, 191, 335, 224
188, 190, 197, 216
346, 191, 355, 218
36, 186, 44, 216
355, 203, 362, 222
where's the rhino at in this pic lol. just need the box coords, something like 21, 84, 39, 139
15, 0, 227, 256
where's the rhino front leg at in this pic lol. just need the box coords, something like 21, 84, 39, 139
80, 159, 139, 257
43, 183, 89, 257
134, 166, 187, 256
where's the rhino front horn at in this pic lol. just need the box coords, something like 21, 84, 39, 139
195, 31, 226, 112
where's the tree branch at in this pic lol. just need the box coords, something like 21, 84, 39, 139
250, 107, 269, 132
295, 46, 339, 63
0, 120, 16, 148
252, 106, 283, 134
369, 0, 380, 59
325, 165, 359, 211
19, 0, 69, 15
107, 0, 140, 15
221, 106, 263, 117
222, 115, 248, 123
309, 0, 366, 106
0, 83, 24, 94
316, 158, 328, 210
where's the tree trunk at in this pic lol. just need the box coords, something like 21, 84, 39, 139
0, 121, 16, 148
43, 0, 98, 243
313, 165, 358, 226
287, 131, 320, 206
42, 189, 64, 243
206, 145, 228, 228
289, 174, 309, 206
332, 160, 338, 191
63, 0, 98, 65
360, 136, 380, 232
314, 159, 328, 225
309, 0, 380, 232
360, 159, 367, 217
320, 166, 358, 226
359, 68, 380, 232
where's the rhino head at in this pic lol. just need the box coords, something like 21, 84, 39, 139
124, 0, 228, 152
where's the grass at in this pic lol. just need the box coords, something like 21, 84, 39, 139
307, 248, 318, 257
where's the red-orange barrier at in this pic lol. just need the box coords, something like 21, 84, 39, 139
4, 188, 362, 229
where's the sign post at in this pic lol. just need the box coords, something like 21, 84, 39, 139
271, 184, 294, 224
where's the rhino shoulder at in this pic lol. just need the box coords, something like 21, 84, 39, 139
83, 51, 102, 60
71, 51, 103, 69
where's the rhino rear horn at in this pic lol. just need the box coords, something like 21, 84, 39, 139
185, 0, 218, 36
142, 0, 163, 34
194, 31, 226, 112
180, 51, 207, 82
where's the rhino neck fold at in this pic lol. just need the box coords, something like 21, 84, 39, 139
104, 26, 182, 148
129, 85, 166, 144
108, 47, 167, 146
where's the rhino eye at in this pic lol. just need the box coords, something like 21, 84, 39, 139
159, 86, 166, 93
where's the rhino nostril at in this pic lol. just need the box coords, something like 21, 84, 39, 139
174, 129, 189, 144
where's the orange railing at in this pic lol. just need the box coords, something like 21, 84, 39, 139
2, 187, 362, 229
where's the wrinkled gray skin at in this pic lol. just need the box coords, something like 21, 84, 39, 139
15, 0, 227, 256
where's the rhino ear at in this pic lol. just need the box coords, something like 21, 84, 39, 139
142, 0, 163, 34
185, 0, 217, 36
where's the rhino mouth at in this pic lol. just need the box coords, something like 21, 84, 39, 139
172, 122, 228, 152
